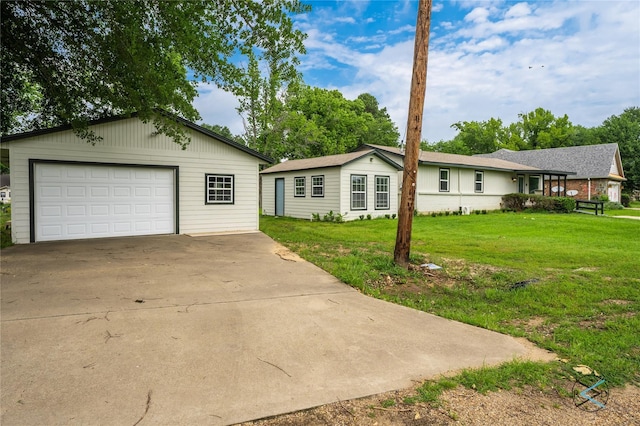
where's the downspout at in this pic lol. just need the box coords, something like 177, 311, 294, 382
588, 178, 591, 200
458, 168, 462, 210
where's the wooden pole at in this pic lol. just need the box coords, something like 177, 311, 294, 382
394, 0, 433, 267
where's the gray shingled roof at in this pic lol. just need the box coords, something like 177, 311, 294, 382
362, 144, 570, 174
260, 150, 402, 174
476, 143, 624, 180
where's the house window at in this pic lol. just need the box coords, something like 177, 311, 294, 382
294, 177, 306, 197
529, 175, 541, 194
351, 175, 367, 210
311, 175, 324, 197
439, 168, 450, 192
375, 175, 390, 210
205, 174, 234, 204
475, 171, 484, 193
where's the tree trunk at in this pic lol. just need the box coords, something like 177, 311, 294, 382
394, 0, 433, 267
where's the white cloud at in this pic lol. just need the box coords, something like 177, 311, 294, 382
193, 83, 244, 136
196, 1, 639, 145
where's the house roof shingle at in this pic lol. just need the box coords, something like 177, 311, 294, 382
361, 144, 573, 174
260, 150, 403, 174
476, 143, 624, 180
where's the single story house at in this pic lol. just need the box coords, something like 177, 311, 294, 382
356, 144, 573, 214
1, 114, 272, 243
476, 144, 626, 202
261, 150, 402, 221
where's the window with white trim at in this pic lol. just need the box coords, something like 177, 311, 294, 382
205, 174, 234, 204
311, 175, 324, 197
475, 171, 484, 193
375, 175, 390, 209
294, 177, 306, 197
439, 168, 450, 192
351, 175, 367, 210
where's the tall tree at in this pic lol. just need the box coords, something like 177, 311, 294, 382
257, 85, 399, 160
515, 108, 573, 149
595, 107, 640, 192
1, 0, 309, 146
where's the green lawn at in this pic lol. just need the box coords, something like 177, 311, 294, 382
0, 204, 10, 249
261, 212, 640, 396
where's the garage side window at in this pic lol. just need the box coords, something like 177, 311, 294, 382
205, 174, 234, 204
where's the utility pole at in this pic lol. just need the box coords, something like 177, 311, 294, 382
394, 0, 432, 267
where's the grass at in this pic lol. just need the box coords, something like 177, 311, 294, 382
0, 204, 11, 249
260, 212, 640, 402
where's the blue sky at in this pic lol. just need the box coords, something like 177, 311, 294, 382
195, 0, 640, 143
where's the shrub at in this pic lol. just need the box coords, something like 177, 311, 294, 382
502, 193, 530, 211
366, 214, 372, 220
392, 213, 397, 219
605, 201, 624, 210
385, 214, 391, 219
621, 194, 630, 207
501, 193, 575, 213
359, 215, 365, 220
311, 212, 321, 221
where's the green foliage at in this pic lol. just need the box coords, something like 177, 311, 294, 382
254, 85, 400, 160
1, 0, 309, 145
621, 194, 630, 207
595, 107, 640, 192
502, 194, 575, 213
1, 203, 11, 248
200, 123, 238, 142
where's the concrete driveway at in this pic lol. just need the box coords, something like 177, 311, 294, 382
1, 233, 550, 425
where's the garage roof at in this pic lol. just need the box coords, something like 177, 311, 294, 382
0, 112, 274, 163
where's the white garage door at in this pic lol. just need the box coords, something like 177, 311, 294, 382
35, 163, 175, 242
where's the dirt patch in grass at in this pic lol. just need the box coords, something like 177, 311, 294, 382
240, 382, 640, 426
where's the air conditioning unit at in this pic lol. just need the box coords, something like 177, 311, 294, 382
462, 206, 471, 215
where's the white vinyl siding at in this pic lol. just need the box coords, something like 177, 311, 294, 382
5, 118, 262, 243
351, 175, 366, 210
261, 154, 399, 221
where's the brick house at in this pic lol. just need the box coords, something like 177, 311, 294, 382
477, 144, 626, 202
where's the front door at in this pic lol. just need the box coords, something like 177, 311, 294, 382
275, 178, 285, 216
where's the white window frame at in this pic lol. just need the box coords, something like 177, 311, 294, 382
375, 175, 390, 210
205, 174, 234, 204
439, 168, 450, 192
475, 170, 484, 193
351, 174, 367, 210
294, 176, 306, 197
311, 175, 324, 197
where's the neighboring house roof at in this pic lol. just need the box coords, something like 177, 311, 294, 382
476, 144, 625, 181
260, 150, 403, 174
360, 144, 574, 175
0, 112, 273, 163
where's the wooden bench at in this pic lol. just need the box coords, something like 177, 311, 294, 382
575, 199, 604, 216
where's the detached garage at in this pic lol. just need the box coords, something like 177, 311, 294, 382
1, 115, 271, 243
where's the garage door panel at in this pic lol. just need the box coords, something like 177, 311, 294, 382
35, 163, 175, 241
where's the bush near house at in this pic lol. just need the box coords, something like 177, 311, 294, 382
621, 193, 630, 207
501, 194, 576, 213
1, 203, 11, 248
